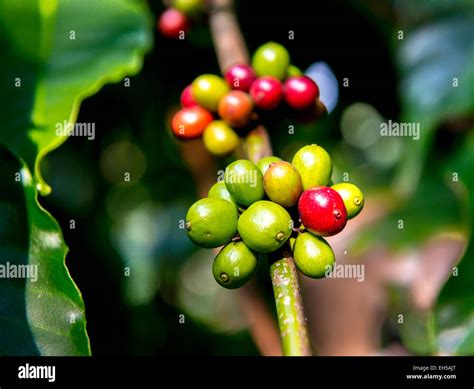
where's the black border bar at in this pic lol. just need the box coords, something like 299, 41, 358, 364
0, 356, 472, 388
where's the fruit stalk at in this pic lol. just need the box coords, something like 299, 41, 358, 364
209, 0, 312, 356
270, 247, 312, 356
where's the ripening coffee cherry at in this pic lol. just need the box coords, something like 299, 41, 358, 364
251, 42, 290, 80
331, 182, 364, 219
191, 74, 230, 111
256, 156, 282, 175
286, 64, 302, 77
224, 64, 256, 92
224, 159, 264, 206
292, 144, 332, 189
171, 0, 204, 15
171, 106, 213, 139
313, 99, 328, 120
218, 91, 254, 127
212, 241, 258, 289
208, 181, 237, 208
293, 233, 335, 278
291, 98, 328, 123
250, 76, 282, 110
180, 85, 197, 107
203, 120, 239, 156
298, 186, 347, 236
238, 201, 292, 253
186, 198, 238, 248
158, 9, 189, 39
283, 76, 320, 110
264, 161, 303, 207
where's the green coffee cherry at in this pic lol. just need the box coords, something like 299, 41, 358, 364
287, 64, 302, 77
238, 200, 292, 253
171, 0, 204, 15
212, 241, 258, 289
256, 156, 282, 175
263, 161, 303, 207
224, 159, 264, 206
251, 42, 290, 80
203, 120, 239, 156
208, 181, 237, 208
186, 198, 237, 248
292, 144, 332, 189
191, 74, 230, 111
331, 182, 364, 219
293, 232, 335, 278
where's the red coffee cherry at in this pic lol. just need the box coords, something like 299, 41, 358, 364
171, 106, 213, 139
298, 186, 347, 236
180, 85, 198, 108
218, 90, 254, 127
250, 76, 282, 110
283, 76, 319, 110
224, 64, 257, 92
157, 9, 189, 39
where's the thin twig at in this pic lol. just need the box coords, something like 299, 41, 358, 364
179, 139, 217, 198
237, 279, 283, 356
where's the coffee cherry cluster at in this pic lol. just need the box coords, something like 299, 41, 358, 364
157, 0, 205, 39
171, 42, 325, 156
185, 144, 364, 289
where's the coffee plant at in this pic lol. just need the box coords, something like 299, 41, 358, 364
0, 0, 472, 360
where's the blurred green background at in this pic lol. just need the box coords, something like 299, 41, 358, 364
0, 0, 473, 356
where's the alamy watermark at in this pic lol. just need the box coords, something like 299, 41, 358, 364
217, 169, 258, 188
55, 120, 95, 140
380, 120, 420, 140
325, 263, 365, 282
0, 262, 38, 282
18, 364, 55, 383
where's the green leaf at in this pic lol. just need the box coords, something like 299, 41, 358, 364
0, 150, 90, 355
0, 0, 152, 355
393, 11, 474, 195
434, 133, 474, 355
0, 0, 153, 190
399, 311, 438, 355
393, 0, 474, 26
